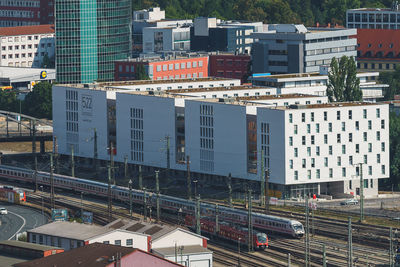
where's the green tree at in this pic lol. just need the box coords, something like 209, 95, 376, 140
327, 56, 362, 102
23, 82, 52, 119
135, 64, 150, 80
0, 89, 18, 112
389, 112, 400, 189
379, 66, 400, 100
41, 53, 55, 68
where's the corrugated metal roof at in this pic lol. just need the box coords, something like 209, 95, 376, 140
0, 240, 61, 252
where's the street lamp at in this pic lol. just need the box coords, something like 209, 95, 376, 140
193, 180, 198, 198
128, 179, 133, 218
238, 237, 241, 267
40, 185, 44, 221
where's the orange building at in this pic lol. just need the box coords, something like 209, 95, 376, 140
115, 55, 208, 81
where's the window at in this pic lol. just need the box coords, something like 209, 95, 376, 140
349, 155, 353, 165
329, 146, 333, 155
349, 180, 352, 189
328, 123, 332, 132
337, 134, 341, 143
368, 166, 372, 175
355, 121, 359, 130
356, 144, 360, 153
311, 158, 315, 167
337, 156, 341, 166
302, 136, 306, 145
307, 170, 311, 179
311, 112, 314, 122
115, 240, 121, 246
307, 124, 310, 134
316, 123, 320, 133
316, 146, 320, 156
324, 134, 328, 144
307, 147, 311, 156
302, 113, 305, 122
289, 113, 293, 123
348, 110, 352, 120
363, 132, 367, 142
382, 165, 386, 174
103, 241, 109, 244
381, 142, 385, 152
370, 179, 373, 188
368, 143, 372, 152
364, 155, 368, 164
316, 169, 320, 179
294, 148, 298, 157
337, 111, 340, 120
342, 167, 346, 177
289, 160, 293, 169
349, 133, 353, 142
324, 111, 327, 121
377, 131, 381, 141
289, 137, 293, 146
126, 239, 133, 246
376, 108, 380, 118
329, 168, 333, 178
169, 64, 173, 70
294, 125, 298, 134
302, 159, 306, 168
294, 171, 298, 180
342, 145, 346, 154
381, 119, 385, 129
193, 61, 197, 68
363, 109, 367, 119
175, 63, 180, 70
39, 235, 43, 245
324, 157, 328, 167
377, 154, 381, 164
342, 122, 345, 131
311, 135, 315, 145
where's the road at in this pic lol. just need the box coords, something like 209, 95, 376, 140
0, 203, 47, 240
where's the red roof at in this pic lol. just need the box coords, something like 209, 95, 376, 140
0, 24, 54, 36
357, 29, 400, 58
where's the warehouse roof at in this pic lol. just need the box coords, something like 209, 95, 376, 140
0, 240, 61, 252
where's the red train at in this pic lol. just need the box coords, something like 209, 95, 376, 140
0, 186, 26, 204
185, 215, 268, 250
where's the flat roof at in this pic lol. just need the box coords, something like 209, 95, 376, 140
237, 94, 325, 101
274, 102, 385, 110
167, 85, 274, 93
250, 71, 379, 81
59, 77, 238, 91
153, 245, 211, 256
0, 253, 27, 267
117, 54, 207, 63
0, 240, 61, 252
0, 24, 54, 36
120, 90, 188, 99
28, 221, 111, 241
191, 97, 266, 107
348, 8, 396, 12
0, 67, 55, 80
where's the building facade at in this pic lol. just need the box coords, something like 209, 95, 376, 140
55, 0, 131, 84
251, 24, 357, 74
115, 55, 208, 81
347, 4, 400, 29
0, 24, 54, 68
142, 26, 191, 53
0, 0, 54, 27
209, 53, 251, 83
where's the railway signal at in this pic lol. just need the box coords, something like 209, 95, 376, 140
248, 188, 254, 252
128, 179, 132, 218
348, 217, 353, 267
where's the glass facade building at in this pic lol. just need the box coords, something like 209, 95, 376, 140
55, 0, 131, 84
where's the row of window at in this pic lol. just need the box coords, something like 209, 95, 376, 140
293, 165, 385, 180
155, 60, 204, 72
1, 52, 44, 60
103, 239, 133, 246
155, 72, 204, 80
1, 43, 52, 51
289, 108, 381, 123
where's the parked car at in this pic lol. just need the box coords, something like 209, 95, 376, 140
0, 207, 7, 215
340, 198, 359, 205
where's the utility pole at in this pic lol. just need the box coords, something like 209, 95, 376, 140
50, 153, 55, 210
93, 128, 98, 173
288, 253, 291, 267
238, 237, 242, 267
34, 154, 38, 192
359, 163, 364, 222
107, 165, 112, 222
187, 155, 191, 200
143, 187, 147, 221
348, 217, 353, 267
165, 135, 170, 180
155, 170, 160, 223
227, 173, 233, 208
260, 149, 265, 207
54, 136, 59, 174
80, 192, 84, 217
196, 195, 201, 235
215, 204, 219, 235
128, 179, 132, 218
322, 244, 327, 267
138, 165, 143, 190
71, 145, 75, 177
305, 195, 310, 267
124, 155, 128, 181
265, 169, 270, 214
390, 227, 394, 267
247, 189, 253, 252
32, 120, 36, 155
109, 142, 115, 184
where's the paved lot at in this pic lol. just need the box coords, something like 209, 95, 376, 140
0, 202, 47, 241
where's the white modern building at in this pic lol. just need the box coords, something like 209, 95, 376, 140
347, 4, 400, 29
249, 68, 387, 102
143, 26, 191, 53
52, 78, 389, 198
251, 24, 357, 74
0, 24, 55, 68
133, 7, 166, 21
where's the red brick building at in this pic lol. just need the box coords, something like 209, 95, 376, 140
115, 55, 208, 81
0, 0, 54, 27
356, 29, 400, 72
209, 54, 251, 83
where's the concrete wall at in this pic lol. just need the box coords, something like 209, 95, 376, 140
151, 230, 204, 249
89, 230, 149, 251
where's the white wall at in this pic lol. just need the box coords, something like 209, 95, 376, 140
185, 100, 248, 178
89, 230, 149, 251
151, 230, 204, 249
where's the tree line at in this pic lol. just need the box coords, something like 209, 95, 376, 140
133, 0, 394, 26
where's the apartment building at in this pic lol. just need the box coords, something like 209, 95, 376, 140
251, 24, 357, 74
115, 54, 208, 81
0, 24, 54, 67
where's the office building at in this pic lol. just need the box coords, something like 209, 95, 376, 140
209, 53, 251, 83
55, 0, 131, 84
142, 26, 191, 53
191, 17, 263, 55
0, 0, 54, 27
251, 24, 357, 74
115, 54, 208, 81
347, 3, 400, 29
0, 24, 54, 68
